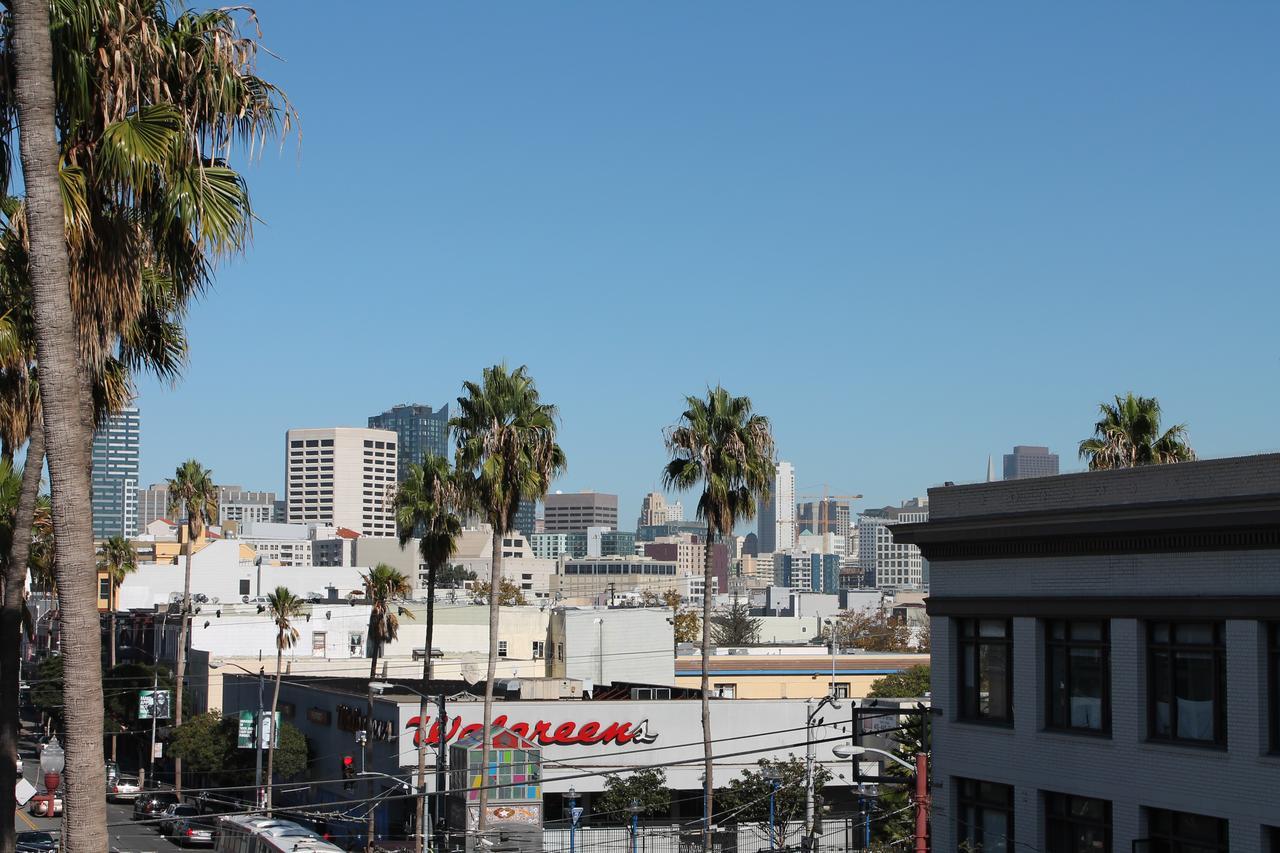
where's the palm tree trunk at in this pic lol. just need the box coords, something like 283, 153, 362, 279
700, 524, 715, 852
366, 640, 380, 849
1, 418, 43, 853
11, 4, 108, 851
477, 526, 503, 833
415, 564, 437, 853
265, 642, 282, 813
173, 530, 194, 795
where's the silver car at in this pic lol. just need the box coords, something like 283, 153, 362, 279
174, 818, 214, 847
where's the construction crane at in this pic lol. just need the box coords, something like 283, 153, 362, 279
796, 484, 863, 537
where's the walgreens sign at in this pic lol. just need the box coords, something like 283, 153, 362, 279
403, 713, 659, 748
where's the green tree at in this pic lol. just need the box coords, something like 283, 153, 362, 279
361, 563, 413, 842
167, 458, 218, 796
594, 767, 672, 821
1078, 392, 1196, 470
168, 712, 308, 789
719, 757, 829, 834
452, 364, 566, 829
828, 609, 912, 652
643, 589, 700, 644
867, 714, 926, 845
662, 386, 775, 845
711, 600, 761, 646
394, 453, 464, 853
264, 586, 304, 812
438, 564, 476, 588
472, 577, 529, 606
30, 654, 64, 731
1, 3, 293, 846
100, 663, 178, 770
867, 665, 931, 699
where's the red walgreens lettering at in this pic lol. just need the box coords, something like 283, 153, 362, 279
401, 717, 660, 747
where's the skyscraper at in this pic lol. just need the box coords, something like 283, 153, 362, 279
285, 427, 398, 536
796, 499, 852, 539
513, 498, 537, 538
544, 491, 618, 532
637, 492, 668, 528
368, 403, 449, 481
92, 406, 140, 539
1003, 445, 1060, 480
756, 461, 795, 554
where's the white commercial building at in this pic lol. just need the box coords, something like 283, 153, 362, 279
757, 460, 796, 553
856, 498, 927, 589
285, 427, 398, 536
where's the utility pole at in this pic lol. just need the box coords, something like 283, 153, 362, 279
254, 667, 265, 809
147, 670, 158, 786
434, 694, 447, 853
804, 698, 815, 850
914, 752, 929, 853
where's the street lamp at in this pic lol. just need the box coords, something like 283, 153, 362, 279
567, 786, 579, 853
761, 767, 782, 850
370, 681, 442, 853
805, 695, 841, 848
832, 745, 929, 853
628, 798, 641, 853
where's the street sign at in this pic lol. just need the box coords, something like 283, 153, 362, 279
153, 742, 163, 759
570, 807, 583, 827
237, 711, 280, 748
138, 689, 171, 720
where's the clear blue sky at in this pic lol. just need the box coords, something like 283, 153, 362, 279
134, 2, 1279, 523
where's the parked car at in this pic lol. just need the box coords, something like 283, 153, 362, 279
133, 791, 179, 821
15, 832, 56, 853
108, 776, 141, 801
175, 817, 216, 847
160, 804, 201, 836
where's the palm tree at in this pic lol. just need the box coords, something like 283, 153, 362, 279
362, 563, 414, 846
663, 387, 775, 848
97, 535, 137, 762
1, 3, 293, 847
395, 455, 464, 853
167, 459, 218, 796
264, 586, 304, 814
1078, 393, 1196, 470
452, 364, 565, 830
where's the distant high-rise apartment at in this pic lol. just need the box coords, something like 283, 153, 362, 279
796, 499, 852, 539
1003, 445, 1060, 480
92, 406, 140, 539
544, 491, 618, 533
367, 403, 449, 481
513, 498, 537, 538
756, 461, 796, 554
138, 483, 277, 529
285, 427, 398, 536
856, 498, 928, 590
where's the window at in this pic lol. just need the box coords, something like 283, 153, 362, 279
532, 641, 544, 659
1046, 620, 1110, 733
714, 684, 736, 698
832, 682, 850, 699
1145, 807, 1228, 853
1045, 792, 1110, 853
498, 641, 507, 658
312, 632, 326, 656
957, 778, 1013, 853
1270, 624, 1280, 752
239, 579, 251, 596
99, 578, 111, 600
958, 618, 1013, 722
1148, 621, 1225, 745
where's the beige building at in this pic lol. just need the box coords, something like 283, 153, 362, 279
674, 650, 928, 699
285, 427, 398, 536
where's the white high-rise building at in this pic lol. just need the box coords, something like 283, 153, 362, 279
285, 427, 398, 537
666, 500, 684, 522
856, 497, 928, 590
756, 461, 796, 553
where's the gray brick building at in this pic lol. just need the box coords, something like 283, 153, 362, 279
894, 454, 1280, 853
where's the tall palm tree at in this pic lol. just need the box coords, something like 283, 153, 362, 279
395, 455, 464, 853
663, 387, 775, 848
166, 459, 218, 796
264, 586, 303, 814
98, 535, 137, 762
362, 563, 414, 846
452, 364, 565, 831
1, 3, 293, 848
1078, 393, 1196, 471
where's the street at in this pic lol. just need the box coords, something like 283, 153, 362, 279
13, 728, 186, 853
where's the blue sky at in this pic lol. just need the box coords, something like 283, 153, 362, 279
134, 2, 1280, 523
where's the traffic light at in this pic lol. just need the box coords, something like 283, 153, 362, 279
342, 755, 355, 791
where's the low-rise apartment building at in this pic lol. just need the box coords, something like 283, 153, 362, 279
893, 453, 1280, 853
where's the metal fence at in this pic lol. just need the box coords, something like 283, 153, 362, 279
542, 818, 876, 853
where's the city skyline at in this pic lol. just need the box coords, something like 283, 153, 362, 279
124, 1, 1278, 532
